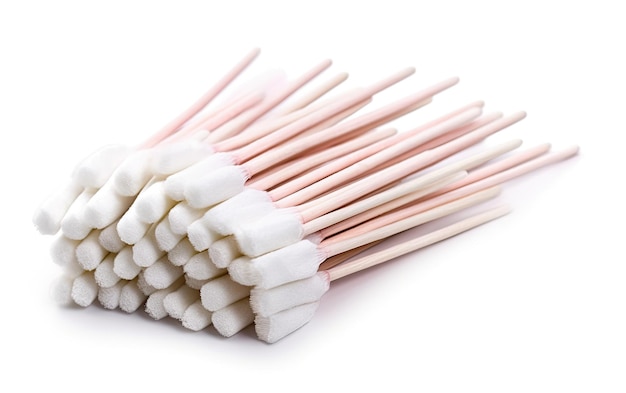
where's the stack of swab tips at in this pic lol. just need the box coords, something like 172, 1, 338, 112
32, 49, 579, 344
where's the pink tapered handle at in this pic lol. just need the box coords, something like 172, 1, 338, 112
249, 128, 396, 191
208, 59, 333, 144
277, 106, 481, 209
275, 72, 349, 115
321, 142, 551, 238
326, 205, 511, 281
320, 186, 501, 257
231, 68, 421, 166
141, 48, 260, 148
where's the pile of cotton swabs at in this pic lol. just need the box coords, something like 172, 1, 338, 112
32, 49, 578, 343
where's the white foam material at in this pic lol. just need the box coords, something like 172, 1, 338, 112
143, 257, 184, 289
208, 236, 241, 268
75, 230, 108, 271
151, 139, 214, 176
145, 279, 183, 320
94, 254, 120, 288
255, 301, 320, 344
134, 181, 176, 224
155, 217, 185, 252
98, 280, 125, 310
200, 275, 250, 312
182, 300, 213, 331
234, 209, 304, 257
119, 280, 148, 313
50, 275, 74, 305
71, 271, 98, 307
185, 276, 209, 290
211, 298, 254, 338
33, 181, 83, 235
229, 240, 322, 289
250, 272, 330, 317
50, 234, 80, 267
113, 246, 142, 280
183, 252, 226, 280
98, 221, 125, 252
168, 201, 204, 235
163, 285, 199, 320
72, 144, 131, 189
117, 208, 151, 245
61, 256, 85, 279
137, 272, 158, 296
184, 165, 248, 209
132, 226, 165, 267
168, 238, 196, 266
60, 189, 95, 240
83, 181, 135, 229
187, 215, 221, 251
112, 149, 154, 196
205, 188, 274, 235
163, 152, 234, 201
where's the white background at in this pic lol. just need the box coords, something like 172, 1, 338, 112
1, 1, 624, 391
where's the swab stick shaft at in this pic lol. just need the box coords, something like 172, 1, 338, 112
209, 59, 333, 143
320, 186, 501, 257
327, 205, 511, 281
144, 48, 260, 147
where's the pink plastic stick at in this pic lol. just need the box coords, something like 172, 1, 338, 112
274, 105, 482, 207
275, 72, 349, 115
321, 142, 551, 238
323, 145, 578, 242
326, 205, 511, 281
141, 48, 260, 148
226, 69, 423, 165
319, 186, 501, 257
206, 59, 333, 142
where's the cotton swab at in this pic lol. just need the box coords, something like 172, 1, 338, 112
254, 204, 511, 343
33, 181, 84, 235
98, 280, 126, 310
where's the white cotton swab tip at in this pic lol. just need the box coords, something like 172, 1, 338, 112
184, 165, 249, 209
167, 238, 196, 266
254, 302, 320, 344
83, 182, 134, 229
155, 217, 185, 252
183, 252, 226, 280
111, 149, 154, 196
182, 300, 213, 331
187, 216, 222, 251
50, 234, 80, 267
132, 228, 165, 268
72, 144, 131, 189
163, 285, 199, 320
167, 202, 204, 235
163, 152, 235, 201
134, 182, 176, 224
50, 275, 75, 305
75, 231, 108, 271
143, 257, 184, 289
60, 189, 95, 240
98, 221, 125, 253
211, 298, 255, 338
228, 240, 322, 288
233, 209, 304, 257
204, 188, 275, 235
94, 254, 120, 288
71, 272, 99, 307
113, 246, 142, 280
117, 208, 151, 245
98, 281, 125, 310
119, 280, 148, 313
200, 275, 250, 312
250, 272, 330, 317
208, 236, 240, 268
151, 139, 214, 176
33, 181, 83, 235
